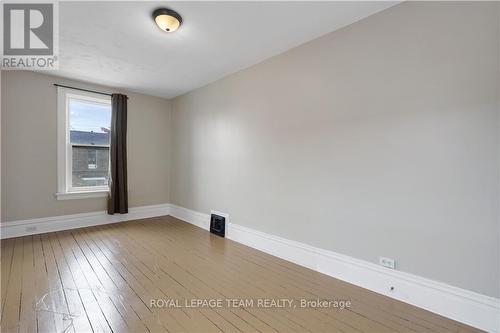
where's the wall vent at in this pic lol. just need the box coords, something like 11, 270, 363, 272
210, 213, 225, 237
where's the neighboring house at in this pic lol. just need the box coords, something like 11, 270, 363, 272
70, 130, 110, 187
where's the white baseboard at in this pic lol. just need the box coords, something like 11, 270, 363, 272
169, 204, 500, 333
169, 204, 209, 231
0, 203, 171, 239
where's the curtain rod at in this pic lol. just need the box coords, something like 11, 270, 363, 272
53, 83, 128, 99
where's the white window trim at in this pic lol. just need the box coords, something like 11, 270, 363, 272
55, 190, 109, 200
56, 87, 111, 200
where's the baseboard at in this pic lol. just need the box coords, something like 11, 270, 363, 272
169, 204, 500, 333
0, 203, 171, 239
169, 204, 209, 231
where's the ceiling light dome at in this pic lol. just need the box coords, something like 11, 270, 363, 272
153, 8, 182, 32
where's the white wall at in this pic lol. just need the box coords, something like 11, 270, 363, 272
171, 2, 500, 298
0, 70, 2, 223
1, 71, 172, 221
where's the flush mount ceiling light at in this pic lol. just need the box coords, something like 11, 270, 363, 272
153, 8, 182, 33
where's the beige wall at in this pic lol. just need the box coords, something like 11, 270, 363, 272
171, 2, 500, 297
1, 71, 171, 221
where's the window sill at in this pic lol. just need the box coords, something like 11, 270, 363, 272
55, 190, 109, 200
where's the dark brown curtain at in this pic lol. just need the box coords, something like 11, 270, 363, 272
108, 94, 128, 214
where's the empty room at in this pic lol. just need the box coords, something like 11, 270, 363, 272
1, 1, 499, 332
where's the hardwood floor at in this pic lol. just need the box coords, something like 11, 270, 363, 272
1, 216, 481, 333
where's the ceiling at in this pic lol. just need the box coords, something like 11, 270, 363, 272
55, 1, 398, 99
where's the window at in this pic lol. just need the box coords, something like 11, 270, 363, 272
57, 87, 111, 200
87, 150, 97, 169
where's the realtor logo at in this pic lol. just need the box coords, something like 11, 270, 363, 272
1, 1, 58, 69
4, 3, 53, 55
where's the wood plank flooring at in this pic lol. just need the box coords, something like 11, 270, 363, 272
0, 216, 482, 333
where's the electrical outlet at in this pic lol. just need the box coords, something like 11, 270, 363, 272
379, 256, 395, 269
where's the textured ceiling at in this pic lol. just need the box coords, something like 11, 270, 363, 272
53, 1, 399, 98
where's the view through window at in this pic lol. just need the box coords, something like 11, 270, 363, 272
68, 98, 111, 189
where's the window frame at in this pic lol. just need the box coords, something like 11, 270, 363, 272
56, 87, 111, 200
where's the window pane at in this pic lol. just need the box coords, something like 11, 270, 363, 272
72, 146, 110, 187
69, 99, 111, 135
68, 97, 111, 189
